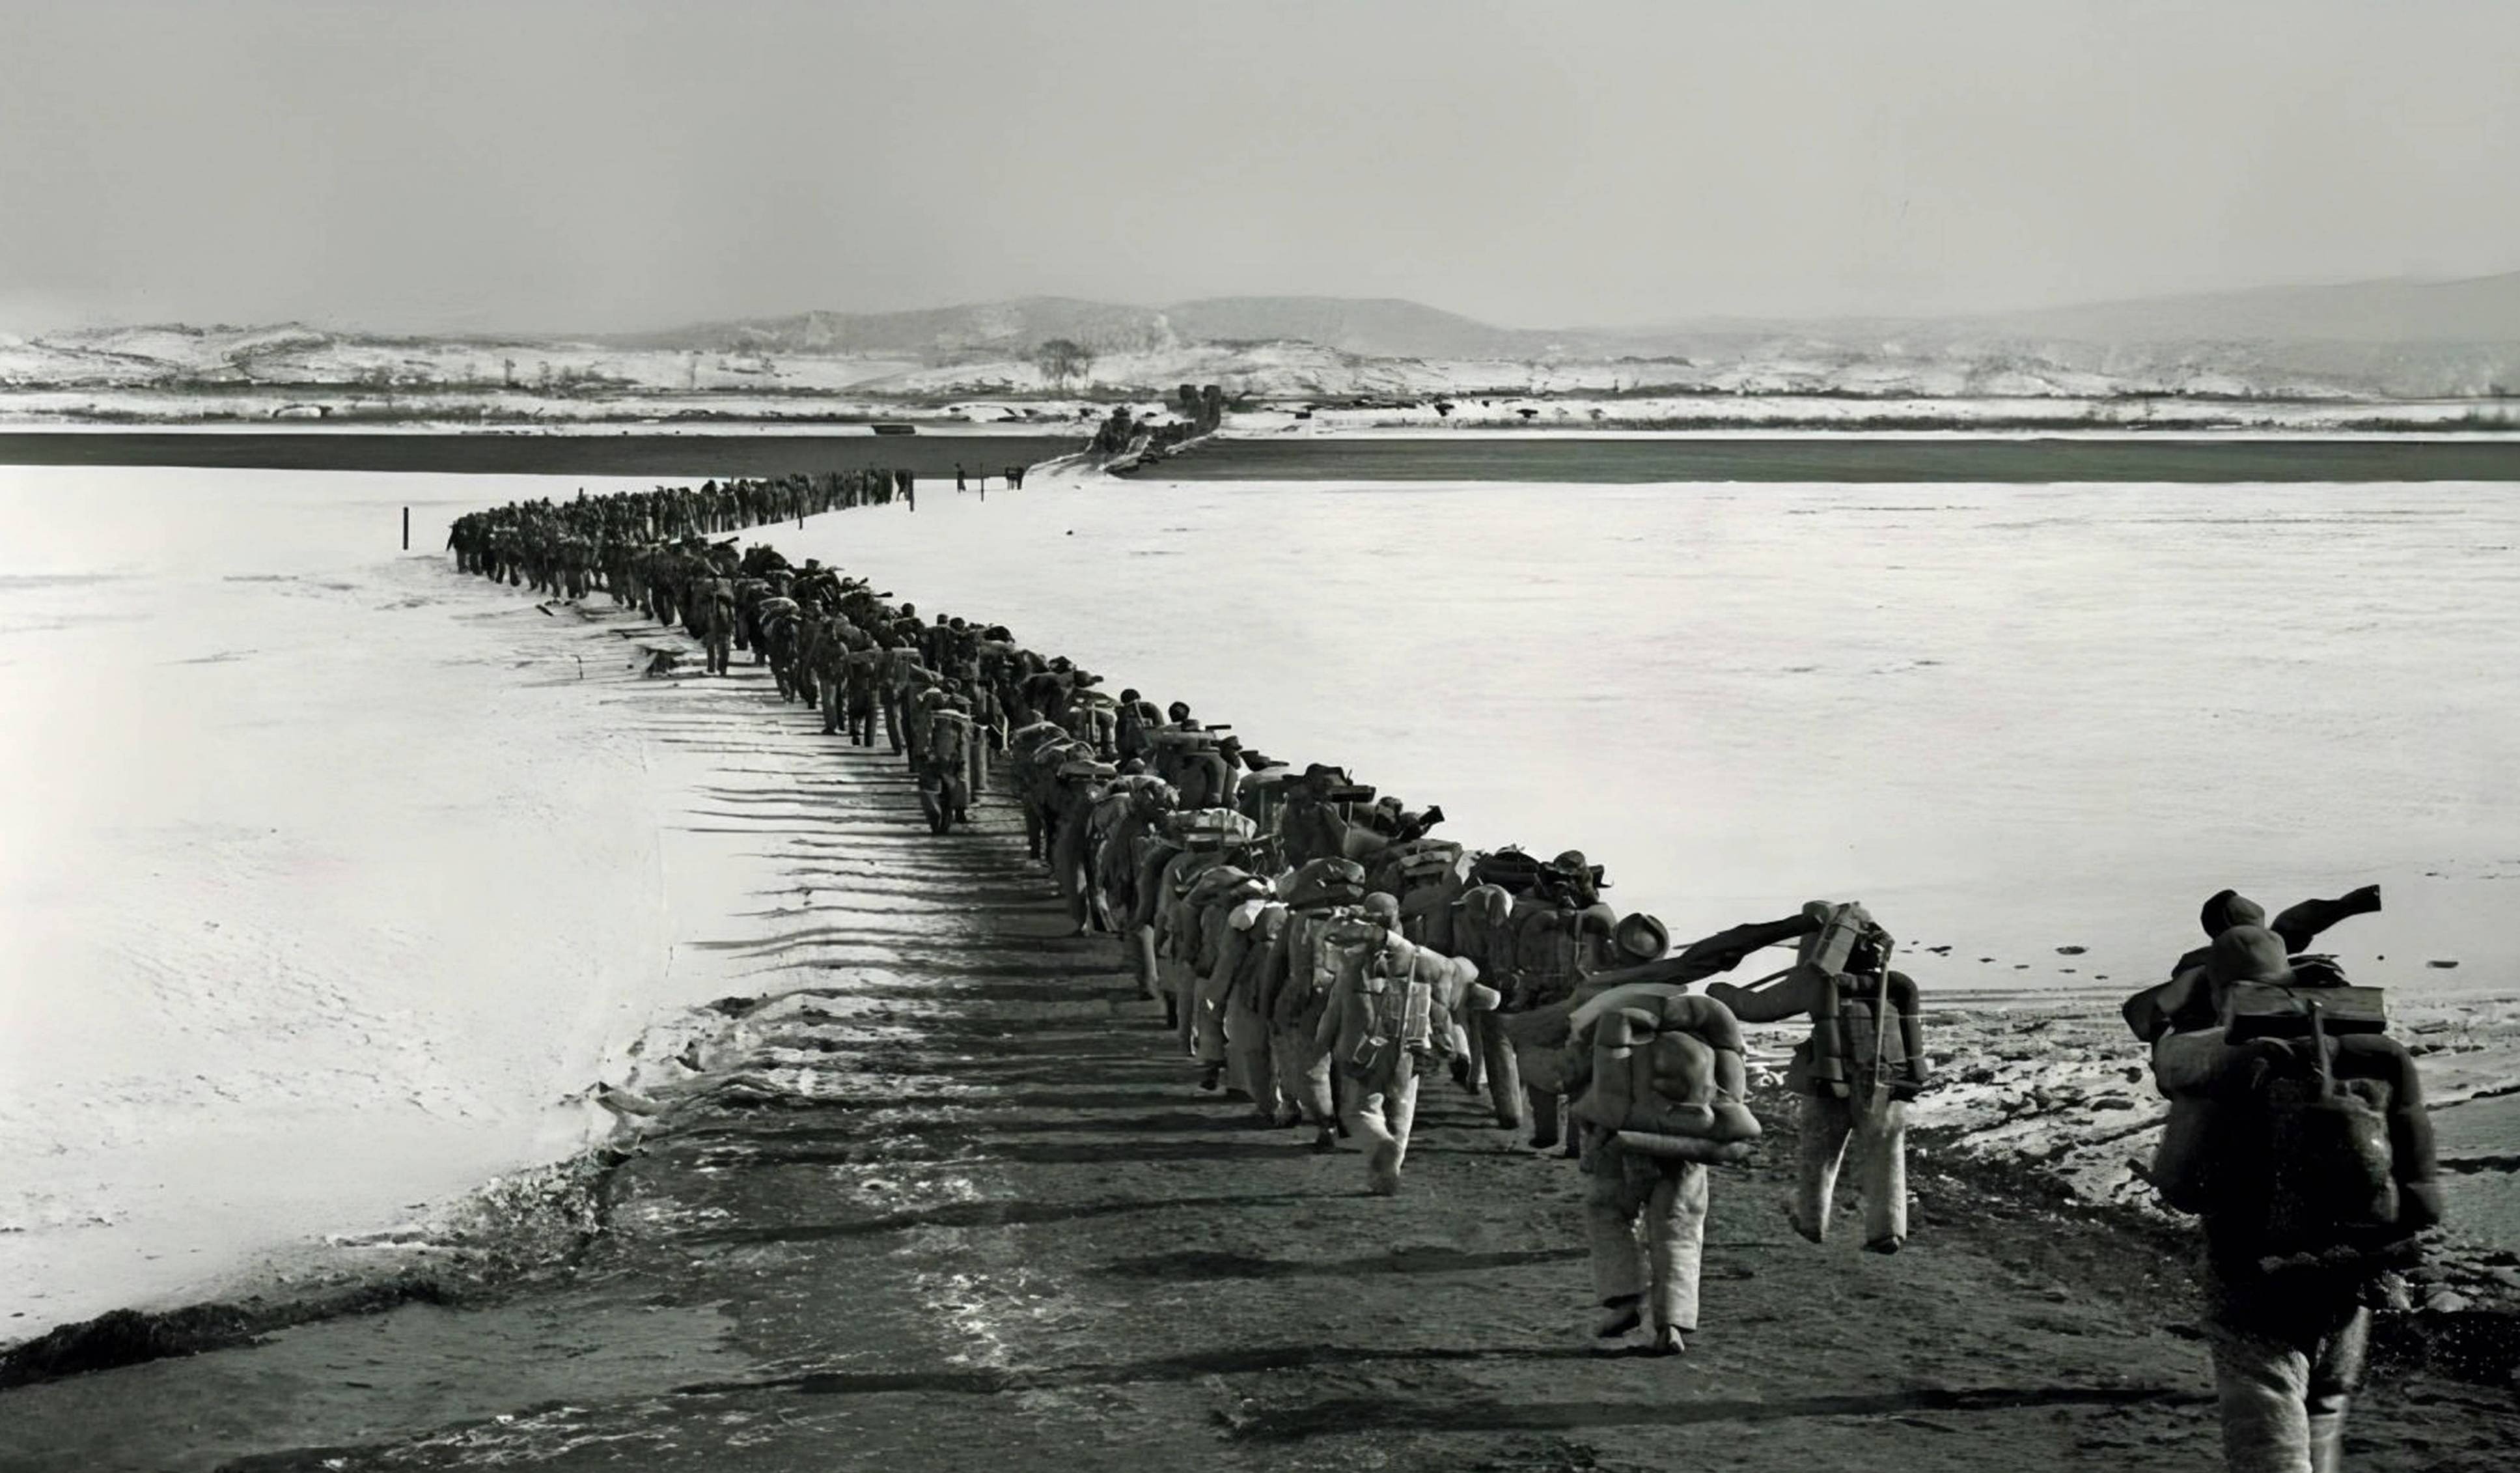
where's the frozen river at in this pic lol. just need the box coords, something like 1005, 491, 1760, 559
3, 464, 2516, 1335
793, 474, 2520, 992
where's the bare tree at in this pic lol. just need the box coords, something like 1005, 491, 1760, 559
1032, 338, 1094, 390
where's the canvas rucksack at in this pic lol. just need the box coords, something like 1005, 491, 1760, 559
1186, 870, 1270, 976
1314, 912, 1396, 1051
1801, 976, 1913, 1101
1568, 983, 1762, 1164
1268, 905, 1364, 1031
1007, 720, 1068, 761
2149, 1002, 2430, 1262
925, 708, 973, 772
1469, 847, 1547, 897
2254, 1039, 2403, 1261
1159, 852, 1236, 962
1065, 688, 1118, 753
1366, 840, 1469, 949
1228, 898, 1289, 1008
1504, 897, 1616, 1013
1152, 730, 1234, 811
1448, 883, 1517, 983
1115, 698, 1161, 759
1282, 856, 1367, 912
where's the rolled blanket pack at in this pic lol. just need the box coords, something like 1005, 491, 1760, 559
1185, 865, 1269, 916
1566, 984, 1762, 1157
1282, 856, 1367, 911
1610, 1130, 1758, 1166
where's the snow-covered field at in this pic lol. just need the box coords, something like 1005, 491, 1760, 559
5, 464, 2517, 1338
0, 468, 776, 1335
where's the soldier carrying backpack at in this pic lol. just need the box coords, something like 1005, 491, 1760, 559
1482, 850, 1620, 1153
1206, 888, 1293, 1124
1557, 982, 1762, 1356
1113, 688, 1163, 763
1264, 856, 1372, 1150
914, 696, 976, 834
1705, 901, 1930, 1254
2138, 919, 2439, 1473
1313, 911, 1495, 1194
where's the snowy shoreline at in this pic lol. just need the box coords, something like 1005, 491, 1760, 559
3, 395, 2515, 439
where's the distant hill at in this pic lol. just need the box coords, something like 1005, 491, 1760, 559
612, 294, 1616, 361
605, 297, 1175, 358
1161, 297, 1561, 358
1971, 271, 2520, 346
1601, 272, 2520, 351
10, 274, 2520, 406
613, 274, 2520, 367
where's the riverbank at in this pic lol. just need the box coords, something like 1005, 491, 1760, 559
10, 427, 2520, 481
8, 608, 2515, 1473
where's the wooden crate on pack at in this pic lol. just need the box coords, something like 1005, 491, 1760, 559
1373, 838, 1466, 889
1173, 807, 1257, 850
2222, 974, 2389, 1043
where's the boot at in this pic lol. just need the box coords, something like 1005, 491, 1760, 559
1594, 1295, 1642, 1340
1365, 1142, 1402, 1196
1527, 1087, 1560, 1152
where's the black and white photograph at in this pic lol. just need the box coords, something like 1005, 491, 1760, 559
3, 3, 2517, 1470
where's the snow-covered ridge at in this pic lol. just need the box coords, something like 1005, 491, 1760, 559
10, 282, 2520, 422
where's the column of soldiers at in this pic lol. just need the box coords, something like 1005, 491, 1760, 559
446, 480, 1935, 1361
449, 480, 2439, 1470
446, 470, 922, 602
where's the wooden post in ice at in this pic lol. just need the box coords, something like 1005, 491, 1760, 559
402, 506, 409, 550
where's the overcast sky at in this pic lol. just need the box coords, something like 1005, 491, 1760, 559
4, 0, 2517, 335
